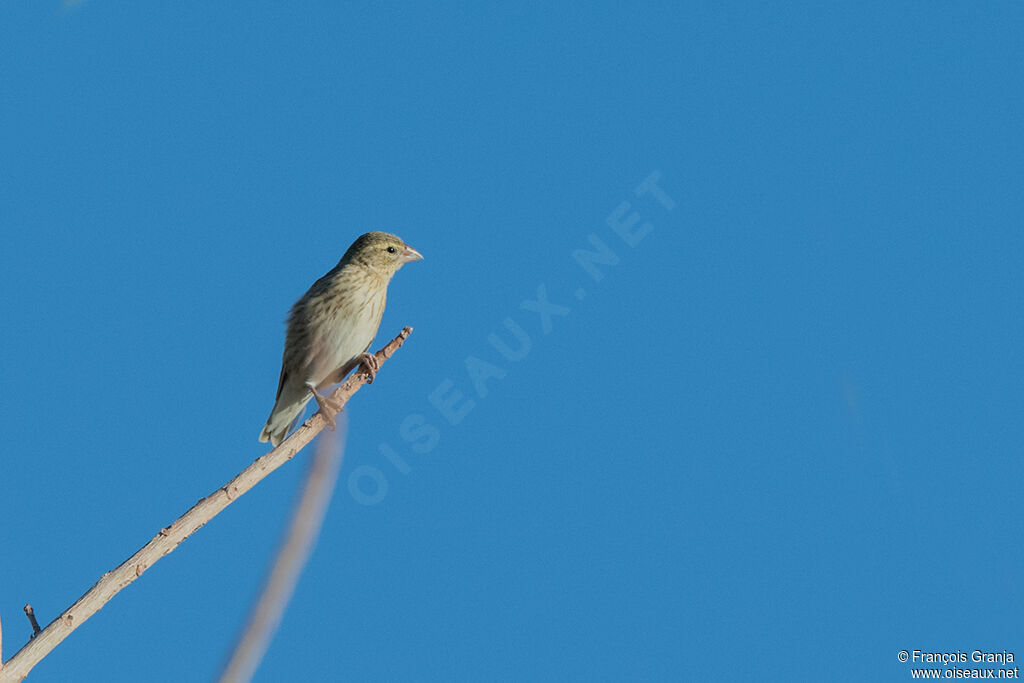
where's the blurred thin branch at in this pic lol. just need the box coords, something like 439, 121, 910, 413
220, 418, 348, 683
0, 327, 413, 682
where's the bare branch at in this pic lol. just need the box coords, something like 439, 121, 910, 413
0, 327, 413, 682
220, 417, 348, 683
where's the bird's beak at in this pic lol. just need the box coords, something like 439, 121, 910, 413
401, 245, 424, 263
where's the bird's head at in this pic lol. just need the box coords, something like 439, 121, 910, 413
344, 231, 423, 277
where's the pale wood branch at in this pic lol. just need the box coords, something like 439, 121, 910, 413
0, 327, 413, 682
219, 417, 347, 683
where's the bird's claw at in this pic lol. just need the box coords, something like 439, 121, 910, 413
358, 352, 380, 384
306, 383, 342, 429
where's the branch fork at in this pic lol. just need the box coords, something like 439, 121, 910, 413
0, 327, 413, 682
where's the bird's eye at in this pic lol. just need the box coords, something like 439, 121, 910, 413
387, 246, 397, 254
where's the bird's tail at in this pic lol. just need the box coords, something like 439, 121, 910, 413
258, 385, 312, 447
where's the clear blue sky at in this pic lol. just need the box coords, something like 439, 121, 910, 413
2, 2, 1022, 681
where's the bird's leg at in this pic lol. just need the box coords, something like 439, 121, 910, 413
329, 358, 360, 385
357, 352, 380, 383
324, 353, 381, 388
305, 381, 341, 428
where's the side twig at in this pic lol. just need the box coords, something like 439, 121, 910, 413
0, 327, 413, 683
220, 416, 348, 683
20, 610, 39, 640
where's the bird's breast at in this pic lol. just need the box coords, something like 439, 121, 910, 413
305, 276, 387, 384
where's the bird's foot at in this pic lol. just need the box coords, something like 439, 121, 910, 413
306, 382, 342, 429
358, 352, 380, 383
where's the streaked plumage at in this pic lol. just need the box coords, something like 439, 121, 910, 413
259, 232, 422, 446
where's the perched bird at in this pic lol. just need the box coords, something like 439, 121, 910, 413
259, 232, 423, 446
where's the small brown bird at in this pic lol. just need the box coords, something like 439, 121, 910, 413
259, 232, 423, 446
